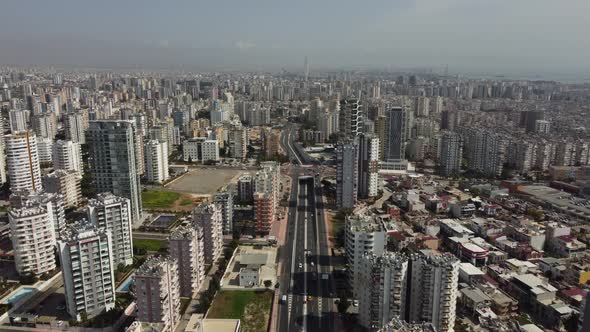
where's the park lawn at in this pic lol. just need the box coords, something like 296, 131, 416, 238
133, 239, 167, 252
207, 290, 273, 332
142, 190, 181, 209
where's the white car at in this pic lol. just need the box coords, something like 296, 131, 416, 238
353, 300, 359, 307
298, 263, 303, 269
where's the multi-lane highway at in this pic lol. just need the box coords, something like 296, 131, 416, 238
277, 126, 335, 332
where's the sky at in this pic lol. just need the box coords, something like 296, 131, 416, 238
1, 0, 589, 77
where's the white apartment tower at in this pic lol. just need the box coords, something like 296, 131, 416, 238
10, 190, 66, 237
9, 203, 57, 276
192, 203, 223, 265
42, 170, 82, 208
169, 226, 205, 297
144, 140, 169, 184
64, 111, 86, 144
52, 140, 83, 174
134, 256, 181, 332
58, 221, 116, 320
9, 109, 28, 133
87, 193, 134, 266
6, 131, 42, 192
345, 214, 387, 298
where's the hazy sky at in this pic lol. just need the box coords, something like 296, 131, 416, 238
1, 0, 589, 76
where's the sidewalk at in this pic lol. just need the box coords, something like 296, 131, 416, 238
268, 174, 293, 332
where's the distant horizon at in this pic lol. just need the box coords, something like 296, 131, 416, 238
1, 0, 589, 84
1, 61, 589, 84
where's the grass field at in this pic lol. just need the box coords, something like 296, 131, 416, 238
133, 239, 167, 252
141, 190, 181, 209
207, 290, 273, 332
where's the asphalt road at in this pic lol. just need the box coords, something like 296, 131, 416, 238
277, 126, 336, 332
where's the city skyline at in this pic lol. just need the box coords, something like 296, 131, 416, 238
0, 0, 589, 80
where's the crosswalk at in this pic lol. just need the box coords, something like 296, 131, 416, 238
288, 294, 293, 322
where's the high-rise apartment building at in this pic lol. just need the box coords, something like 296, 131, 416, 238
32, 113, 57, 139
339, 97, 363, 138
36, 137, 53, 163
169, 226, 205, 297
336, 139, 359, 209
192, 203, 223, 265
358, 134, 380, 198
87, 193, 134, 266
407, 253, 460, 332
10, 190, 66, 236
438, 132, 463, 177
52, 140, 83, 174
9, 202, 57, 276
42, 170, 82, 208
58, 221, 116, 320
460, 127, 506, 177
6, 131, 42, 192
357, 252, 460, 332
86, 120, 142, 223
345, 214, 387, 298
134, 256, 181, 332
144, 140, 169, 184
64, 111, 87, 144
237, 174, 254, 203
382, 107, 407, 161
214, 189, 234, 235
358, 253, 409, 331
9, 109, 28, 133
229, 126, 248, 159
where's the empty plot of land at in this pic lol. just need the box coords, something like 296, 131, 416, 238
166, 168, 248, 194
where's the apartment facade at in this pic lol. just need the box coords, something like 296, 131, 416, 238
42, 170, 82, 208
86, 120, 142, 223
134, 256, 181, 332
169, 226, 205, 297
9, 203, 57, 276
5, 131, 42, 192
144, 139, 169, 184
87, 193, 134, 266
192, 203, 223, 265
58, 222, 116, 320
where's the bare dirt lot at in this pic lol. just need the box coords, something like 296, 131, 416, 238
165, 168, 249, 195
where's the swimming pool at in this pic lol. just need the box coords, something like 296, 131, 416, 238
2, 287, 35, 304
118, 275, 134, 292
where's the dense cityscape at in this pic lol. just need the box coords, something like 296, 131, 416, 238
1, 2, 590, 332
0, 65, 589, 332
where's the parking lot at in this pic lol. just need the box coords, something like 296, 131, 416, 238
166, 168, 249, 194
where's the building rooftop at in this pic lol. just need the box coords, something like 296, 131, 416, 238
170, 226, 196, 240
136, 256, 177, 277
237, 253, 268, 266
60, 219, 106, 242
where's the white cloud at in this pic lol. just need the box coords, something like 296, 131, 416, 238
235, 41, 255, 50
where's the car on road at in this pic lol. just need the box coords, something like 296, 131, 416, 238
298, 263, 303, 269
281, 295, 287, 304
308, 296, 313, 301
310, 261, 315, 266
353, 300, 359, 307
